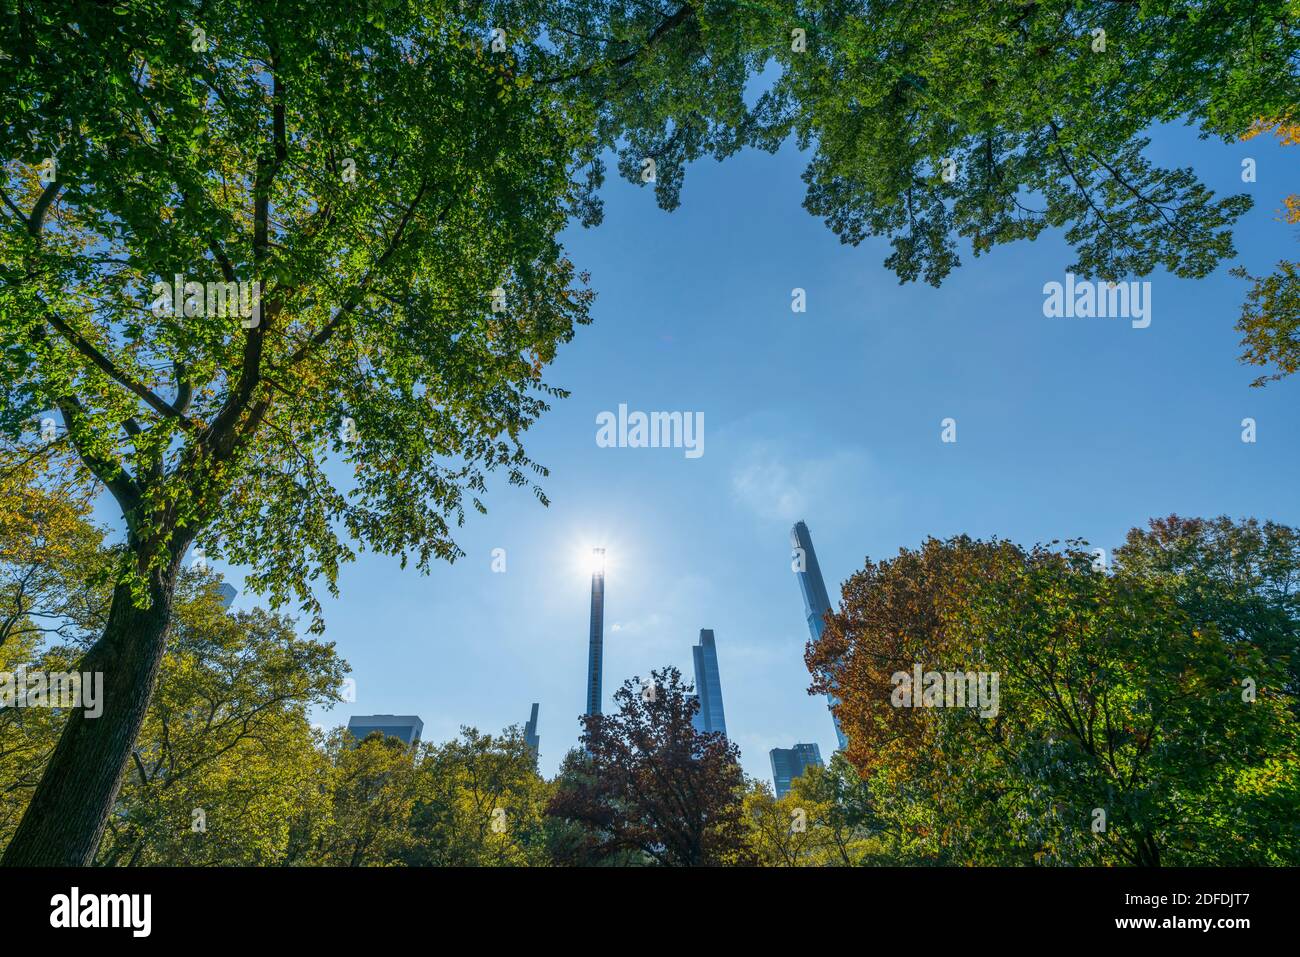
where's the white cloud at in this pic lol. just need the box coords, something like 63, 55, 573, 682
608, 613, 664, 635
730, 443, 876, 523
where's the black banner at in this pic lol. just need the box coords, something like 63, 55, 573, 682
0, 866, 1287, 943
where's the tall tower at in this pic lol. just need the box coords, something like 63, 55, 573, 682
585, 548, 605, 717
790, 521, 848, 751
524, 702, 540, 766
769, 743, 824, 799
690, 629, 727, 737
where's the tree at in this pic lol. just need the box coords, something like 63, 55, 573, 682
305, 729, 427, 867
543, 749, 645, 867
742, 779, 812, 866
401, 726, 552, 867
1234, 118, 1300, 385
759, 0, 1289, 285
0, 448, 108, 651
0, 461, 347, 863
807, 519, 1300, 865
0, 1, 593, 865
4, 0, 1293, 865
94, 596, 344, 866
791, 753, 885, 865
741, 756, 883, 866
1113, 515, 1300, 702
547, 667, 753, 866
0, 574, 345, 865
282, 724, 552, 867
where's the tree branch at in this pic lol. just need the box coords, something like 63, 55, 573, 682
42, 309, 198, 431
537, 4, 695, 86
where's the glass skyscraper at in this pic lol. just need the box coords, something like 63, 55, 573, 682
524, 702, 540, 765
769, 742, 824, 799
585, 548, 605, 718
790, 520, 848, 751
346, 714, 423, 746
690, 629, 727, 736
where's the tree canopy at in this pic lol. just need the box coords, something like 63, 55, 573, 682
2, 0, 1296, 865
807, 517, 1300, 865
547, 667, 753, 865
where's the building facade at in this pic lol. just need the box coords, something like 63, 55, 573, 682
345, 714, 423, 746
769, 742, 824, 799
690, 628, 727, 737
524, 702, 540, 765
790, 521, 848, 751
585, 548, 605, 718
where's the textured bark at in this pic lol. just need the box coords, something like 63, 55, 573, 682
2, 559, 180, 867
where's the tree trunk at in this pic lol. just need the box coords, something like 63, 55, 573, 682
2, 558, 181, 867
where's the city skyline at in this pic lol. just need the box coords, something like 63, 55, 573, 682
251, 119, 1300, 787
327, 535, 821, 778
6, 0, 1298, 888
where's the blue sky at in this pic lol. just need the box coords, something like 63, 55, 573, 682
205, 121, 1298, 785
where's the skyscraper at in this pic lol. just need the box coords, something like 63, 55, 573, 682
769, 743, 824, 799
790, 521, 848, 750
218, 581, 237, 610
524, 702, 540, 765
346, 714, 423, 746
690, 628, 727, 737
585, 548, 605, 718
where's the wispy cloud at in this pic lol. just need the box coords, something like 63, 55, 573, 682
609, 613, 664, 635
730, 442, 879, 523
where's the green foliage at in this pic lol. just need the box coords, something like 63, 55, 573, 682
743, 753, 889, 866
2, 1, 1297, 864
96, 592, 345, 866
746, 0, 1282, 285
1, 1, 594, 622
1235, 261, 1300, 385
3, 2, 1287, 624
810, 517, 1300, 866
291, 725, 554, 867
0, 566, 347, 863
401, 726, 552, 866
0, 447, 110, 650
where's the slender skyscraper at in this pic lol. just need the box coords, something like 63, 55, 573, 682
690, 629, 727, 737
769, 743, 824, 799
585, 548, 605, 717
524, 702, 540, 765
790, 521, 848, 750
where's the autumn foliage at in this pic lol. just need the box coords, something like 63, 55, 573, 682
808, 517, 1300, 865
547, 667, 753, 866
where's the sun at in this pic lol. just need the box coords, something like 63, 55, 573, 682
572, 542, 610, 578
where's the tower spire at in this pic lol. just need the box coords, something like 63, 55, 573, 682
585, 548, 605, 718
791, 521, 848, 750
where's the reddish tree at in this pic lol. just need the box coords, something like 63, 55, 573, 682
547, 667, 753, 866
